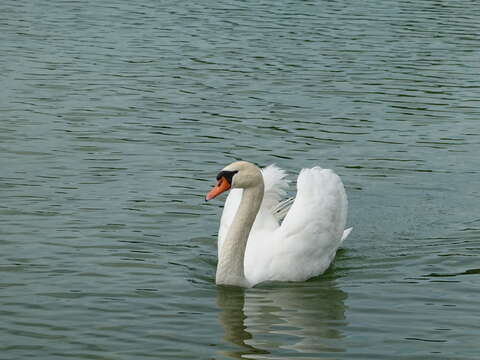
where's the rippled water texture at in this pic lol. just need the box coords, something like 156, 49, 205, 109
1, 0, 480, 359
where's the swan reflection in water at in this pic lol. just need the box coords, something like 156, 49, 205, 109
216, 276, 348, 359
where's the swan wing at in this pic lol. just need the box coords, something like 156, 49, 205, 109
246, 166, 349, 284
261, 164, 289, 211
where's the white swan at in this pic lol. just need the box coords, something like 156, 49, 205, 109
206, 161, 352, 288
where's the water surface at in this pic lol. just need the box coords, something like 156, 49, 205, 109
1, 0, 480, 359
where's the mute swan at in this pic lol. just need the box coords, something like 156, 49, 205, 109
206, 161, 352, 288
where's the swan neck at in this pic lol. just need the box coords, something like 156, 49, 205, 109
216, 183, 264, 287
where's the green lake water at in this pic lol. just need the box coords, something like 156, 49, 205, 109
1, 0, 480, 359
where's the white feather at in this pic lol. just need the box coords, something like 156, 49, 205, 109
218, 164, 289, 254
218, 164, 352, 286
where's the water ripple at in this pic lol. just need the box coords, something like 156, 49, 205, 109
1, 0, 480, 359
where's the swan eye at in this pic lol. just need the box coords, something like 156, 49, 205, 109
216, 170, 238, 184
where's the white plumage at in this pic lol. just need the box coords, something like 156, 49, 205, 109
215, 164, 352, 287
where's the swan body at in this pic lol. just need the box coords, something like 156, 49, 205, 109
206, 161, 351, 288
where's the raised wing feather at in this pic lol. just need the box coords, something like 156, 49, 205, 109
261, 164, 289, 210
245, 166, 348, 284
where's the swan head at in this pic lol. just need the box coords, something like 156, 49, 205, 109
205, 161, 262, 201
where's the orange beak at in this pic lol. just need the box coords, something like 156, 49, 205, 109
205, 177, 231, 201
